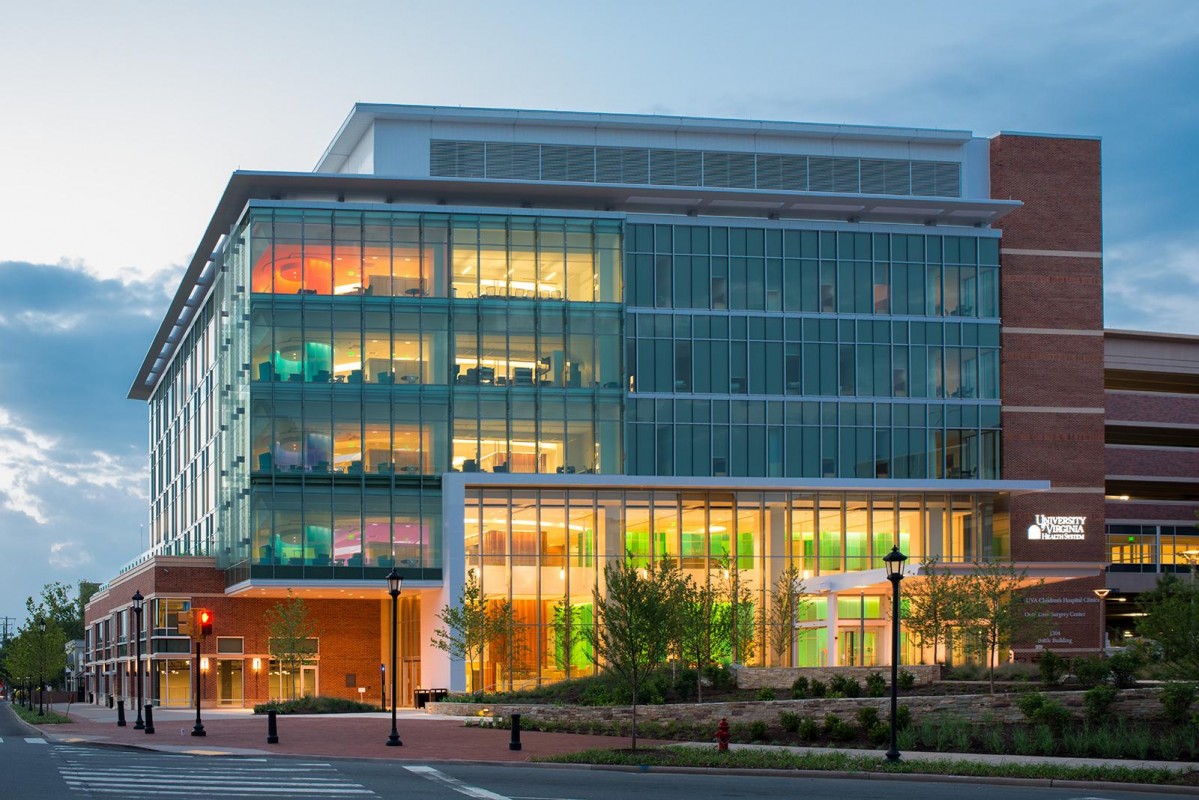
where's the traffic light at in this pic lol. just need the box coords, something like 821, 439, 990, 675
196, 608, 213, 638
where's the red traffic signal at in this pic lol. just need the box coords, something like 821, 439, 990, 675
196, 608, 213, 637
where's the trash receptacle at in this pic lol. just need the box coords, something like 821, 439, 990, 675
414, 689, 430, 709
430, 688, 448, 703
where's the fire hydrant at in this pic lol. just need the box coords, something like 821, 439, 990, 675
716, 717, 731, 752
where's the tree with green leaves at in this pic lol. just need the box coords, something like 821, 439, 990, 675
550, 598, 590, 676
1137, 573, 1199, 678
714, 557, 756, 665
587, 557, 673, 750
958, 560, 1042, 693
26, 581, 95, 642
764, 564, 806, 667
3, 617, 67, 711
677, 569, 724, 702
265, 590, 318, 700
431, 569, 519, 692
903, 557, 966, 666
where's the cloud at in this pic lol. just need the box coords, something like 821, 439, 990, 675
49, 541, 94, 571
0, 260, 161, 614
1105, 234, 1199, 334
0, 407, 144, 524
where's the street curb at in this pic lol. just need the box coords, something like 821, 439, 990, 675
32, 727, 1199, 796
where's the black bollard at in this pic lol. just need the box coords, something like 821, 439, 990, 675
116, 699, 126, 727
509, 713, 522, 751
144, 704, 155, 734
267, 709, 279, 744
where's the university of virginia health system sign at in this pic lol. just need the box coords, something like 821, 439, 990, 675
1028, 515, 1086, 541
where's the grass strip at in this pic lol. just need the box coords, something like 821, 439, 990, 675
12, 704, 72, 725
537, 746, 1193, 786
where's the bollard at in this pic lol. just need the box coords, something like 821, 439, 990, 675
509, 713, 522, 751
267, 709, 279, 744
117, 700, 126, 727
144, 704, 155, 735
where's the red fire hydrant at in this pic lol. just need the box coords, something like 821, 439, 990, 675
716, 717, 731, 752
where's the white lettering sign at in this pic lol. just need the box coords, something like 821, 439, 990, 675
1027, 515, 1086, 541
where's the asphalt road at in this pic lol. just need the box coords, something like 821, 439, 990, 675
0, 704, 1180, 800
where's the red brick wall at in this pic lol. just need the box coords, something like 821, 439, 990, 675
1106, 391, 1199, 424
84, 558, 387, 706
1106, 501, 1199, 523
991, 134, 1106, 650
1107, 445, 1199, 480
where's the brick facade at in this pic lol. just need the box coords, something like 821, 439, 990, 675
86, 558, 388, 708
991, 134, 1106, 655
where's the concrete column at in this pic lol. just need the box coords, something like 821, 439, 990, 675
826, 592, 839, 667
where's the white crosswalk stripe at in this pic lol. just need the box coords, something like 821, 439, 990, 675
53, 746, 376, 798
24, 737, 46, 744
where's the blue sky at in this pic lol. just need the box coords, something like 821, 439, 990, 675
0, 0, 1196, 618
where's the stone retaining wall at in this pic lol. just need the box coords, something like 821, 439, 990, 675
730, 665, 941, 689
429, 687, 1167, 728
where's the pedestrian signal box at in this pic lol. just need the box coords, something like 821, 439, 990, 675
196, 608, 213, 638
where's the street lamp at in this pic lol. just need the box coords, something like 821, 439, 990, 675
882, 546, 907, 762
386, 567, 403, 747
37, 617, 46, 717
131, 591, 145, 729
1092, 588, 1111, 654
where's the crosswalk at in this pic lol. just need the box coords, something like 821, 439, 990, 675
53, 746, 376, 798
0, 737, 47, 744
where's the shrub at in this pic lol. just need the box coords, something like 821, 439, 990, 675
897, 670, 916, 691
1160, 682, 1198, 724
895, 704, 912, 731
703, 664, 734, 690
1107, 649, 1142, 689
855, 706, 880, 730
779, 711, 802, 733
867, 721, 890, 745
1071, 656, 1111, 688
757, 687, 776, 701
823, 713, 855, 742
1016, 691, 1047, 720
865, 672, 887, 697
797, 717, 820, 742
1083, 684, 1118, 723
1036, 700, 1072, 734
253, 696, 379, 715
829, 674, 861, 698
749, 719, 768, 740
808, 679, 827, 697
1038, 650, 1064, 684
790, 675, 810, 699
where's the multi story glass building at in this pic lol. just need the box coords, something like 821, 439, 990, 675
85, 104, 1155, 707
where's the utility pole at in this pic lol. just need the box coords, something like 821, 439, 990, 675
0, 616, 15, 645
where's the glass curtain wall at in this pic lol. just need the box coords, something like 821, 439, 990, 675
228, 208, 624, 582
624, 224, 1000, 480
465, 487, 1003, 687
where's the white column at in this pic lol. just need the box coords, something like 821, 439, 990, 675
826, 591, 839, 667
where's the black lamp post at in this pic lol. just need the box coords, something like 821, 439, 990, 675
883, 546, 907, 762
386, 568, 403, 747
132, 591, 145, 730
37, 617, 46, 716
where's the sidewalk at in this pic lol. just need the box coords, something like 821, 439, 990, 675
34, 701, 1199, 778
42, 702, 648, 762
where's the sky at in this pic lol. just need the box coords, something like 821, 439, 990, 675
0, 0, 1196, 623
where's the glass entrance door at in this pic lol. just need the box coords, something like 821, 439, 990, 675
838, 629, 880, 667
270, 662, 318, 700
217, 660, 243, 705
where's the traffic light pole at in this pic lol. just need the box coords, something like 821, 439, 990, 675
191, 638, 206, 737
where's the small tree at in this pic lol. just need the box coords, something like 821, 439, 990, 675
550, 598, 590, 676
764, 565, 806, 667
903, 557, 964, 666
265, 590, 318, 700
587, 558, 672, 750
431, 569, 518, 692
1137, 573, 1199, 677
714, 557, 757, 665
958, 560, 1042, 693
677, 570, 724, 702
